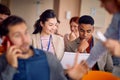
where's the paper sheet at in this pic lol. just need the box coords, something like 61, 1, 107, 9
61, 52, 90, 69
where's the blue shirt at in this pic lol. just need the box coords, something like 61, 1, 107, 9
13, 48, 50, 80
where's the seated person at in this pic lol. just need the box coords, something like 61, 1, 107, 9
65, 15, 94, 53
32, 9, 64, 60
0, 15, 88, 80
65, 15, 106, 70
64, 16, 79, 47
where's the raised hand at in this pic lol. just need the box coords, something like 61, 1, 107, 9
77, 39, 89, 53
6, 41, 22, 68
66, 53, 89, 80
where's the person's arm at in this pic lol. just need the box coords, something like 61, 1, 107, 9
86, 14, 119, 68
103, 39, 120, 57
0, 54, 17, 80
69, 32, 77, 41
65, 42, 73, 52
66, 53, 89, 80
0, 42, 23, 80
86, 41, 107, 68
0, 65, 17, 80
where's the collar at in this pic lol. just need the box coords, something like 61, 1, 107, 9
30, 46, 43, 56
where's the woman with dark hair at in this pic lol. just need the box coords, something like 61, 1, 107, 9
64, 16, 79, 47
32, 9, 64, 60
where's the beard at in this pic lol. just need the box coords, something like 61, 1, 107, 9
19, 43, 30, 54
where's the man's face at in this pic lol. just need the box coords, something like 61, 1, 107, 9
8, 23, 31, 53
78, 24, 94, 40
0, 14, 9, 24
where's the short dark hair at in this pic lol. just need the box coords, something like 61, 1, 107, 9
79, 15, 94, 25
0, 4, 11, 15
0, 15, 25, 37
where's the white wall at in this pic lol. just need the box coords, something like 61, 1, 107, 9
80, 0, 112, 34
58, 0, 80, 35
9, 0, 112, 36
9, 0, 54, 33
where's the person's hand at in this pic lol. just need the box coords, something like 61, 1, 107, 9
6, 41, 22, 68
66, 53, 89, 80
69, 32, 77, 41
103, 39, 120, 57
77, 39, 89, 53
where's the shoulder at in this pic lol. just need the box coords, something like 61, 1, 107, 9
64, 34, 69, 38
44, 51, 60, 66
44, 51, 67, 80
31, 33, 41, 43
53, 34, 63, 38
64, 34, 69, 40
112, 13, 120, 23
0, 55, 8, 72
68, 38, 80, 45
52, 34, 64, 41
33, 48, 45, 54
45, 52, 53, 57
33, 48, 55, 59
44, 51, 63, 70
31, 33, 40, 38
65, 38, 79, 51
114, 13, 120, 18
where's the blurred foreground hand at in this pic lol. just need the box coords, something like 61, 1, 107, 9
66, 53, 89, 80
103, 39, 120, 57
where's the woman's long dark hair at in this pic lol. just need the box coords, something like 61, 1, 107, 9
33, 9, 56, 34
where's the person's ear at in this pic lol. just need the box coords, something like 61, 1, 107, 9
92, 26, 94, 32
